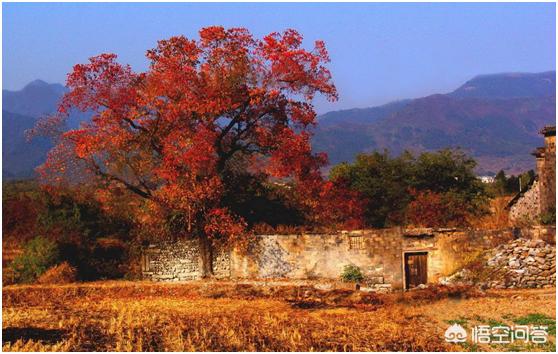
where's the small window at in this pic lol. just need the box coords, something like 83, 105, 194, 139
349, 236, 365, 250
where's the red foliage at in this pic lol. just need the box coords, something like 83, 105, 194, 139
405, 190, 470, 228
3, 197, 39, 241
31, 27, 363, 252
302, 179, 367, 230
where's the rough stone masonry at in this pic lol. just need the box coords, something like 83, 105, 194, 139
484, 238, 556, 288
445, 237, 556, 289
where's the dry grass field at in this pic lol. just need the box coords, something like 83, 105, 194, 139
2, 281, 556, 352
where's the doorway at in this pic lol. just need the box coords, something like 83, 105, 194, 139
404, 252, 428, 289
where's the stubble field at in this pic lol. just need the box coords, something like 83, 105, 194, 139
2, 281, 556, 352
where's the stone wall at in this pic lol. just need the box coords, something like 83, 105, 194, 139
448, 238, 556, 289
142, 239, 202, 281
509, 180, 541, 225
141, 239, 232, 281
520, 225, 556, 244
540, 129, 556, 213
212, 246, 232, 279
485, 238, 555, 288
142, 227, 554, 289
228, 228, 517, 290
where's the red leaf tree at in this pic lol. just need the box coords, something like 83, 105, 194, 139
405, 189, 471, 228
33, 27, 364, 276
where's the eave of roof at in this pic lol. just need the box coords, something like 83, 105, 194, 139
540, 125, 556, 137
532, 146, 546, 157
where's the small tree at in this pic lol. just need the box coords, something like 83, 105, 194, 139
11, 236, 60, 283
329, 151, 413, 227
490, 169, 534, 196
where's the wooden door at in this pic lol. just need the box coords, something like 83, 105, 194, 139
405, 252, 427, 289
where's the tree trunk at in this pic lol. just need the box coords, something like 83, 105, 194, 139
199, 235, 214, 278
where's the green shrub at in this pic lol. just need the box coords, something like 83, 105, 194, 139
10, 236, 59, 283
341, 264, 364, 283
539, 208, 556, 225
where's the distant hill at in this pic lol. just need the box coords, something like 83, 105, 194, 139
2, 80, 90, 179
317, 100, 411, 128
449, 71, 555, 99
3, 80, 66, 118
313, 71, 556, 175
2, 110, 52, 179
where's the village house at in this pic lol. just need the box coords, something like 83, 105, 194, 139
508, 125, 556, 224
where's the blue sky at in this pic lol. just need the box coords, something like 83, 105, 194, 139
3, 2, 556, 113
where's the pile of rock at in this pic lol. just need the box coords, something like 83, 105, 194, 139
442, 238, 555, 289
484, 238, 555, 288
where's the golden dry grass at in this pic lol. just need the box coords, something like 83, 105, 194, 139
470, 196, 512, 229
2, 281, 556, 352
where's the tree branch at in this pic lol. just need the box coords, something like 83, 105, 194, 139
90, 160, 153, 199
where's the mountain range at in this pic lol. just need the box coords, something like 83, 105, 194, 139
313, 71, 556, 175
2, 71, 556, 179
